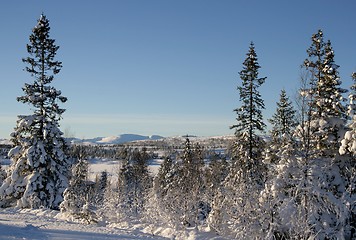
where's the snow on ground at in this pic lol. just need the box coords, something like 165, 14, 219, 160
1, 157, 163, 182
0, 208, 166, 240
0, 138, 230, 240
87, 158, 164, 180
0, 208, 228, 240
87, 158, 121, 180
148, 158, 164, 176
0, 158, 227, 240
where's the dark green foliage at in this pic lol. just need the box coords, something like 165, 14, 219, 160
269, 89, 298, 141
0, 14, 69, 209
231, 42, 266, 160
19, 14, 66, 123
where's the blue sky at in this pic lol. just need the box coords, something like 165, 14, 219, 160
0, 1, 355, 138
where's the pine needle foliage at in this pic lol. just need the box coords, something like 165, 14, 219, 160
0, 14, 69, 210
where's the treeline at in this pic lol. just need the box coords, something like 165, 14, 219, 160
0, 14, 355, 240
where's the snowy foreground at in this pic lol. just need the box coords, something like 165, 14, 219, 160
0, 207, 227, 240
0, 207, 159, 240
0, 157, 228, 240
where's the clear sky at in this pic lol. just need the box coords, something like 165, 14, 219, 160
0, 1, 355, 139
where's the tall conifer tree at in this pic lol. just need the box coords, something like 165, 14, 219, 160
287, 29, 350, 239
231, 42, 266, 175
0, 14, 69, 209
209, 43, 267, 238
301, 29, 347, 156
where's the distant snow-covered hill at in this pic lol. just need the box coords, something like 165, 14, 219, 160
1, 134, 236, 146
70, 134, 164, 145
0, 139, 11, 145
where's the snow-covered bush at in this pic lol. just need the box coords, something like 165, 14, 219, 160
60, 159, 97, 224
152, 139, 206, 228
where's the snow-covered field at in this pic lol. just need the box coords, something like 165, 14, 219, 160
0, 207, 165, 239
87, 158, 163, 180
0, 157, 164, 239
0, 149, 228, 240
0, 207, 227, 239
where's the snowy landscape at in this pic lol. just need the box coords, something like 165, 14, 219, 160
0, 204, 226, 239
0, 6, 356, 240
0, 135, 230, 239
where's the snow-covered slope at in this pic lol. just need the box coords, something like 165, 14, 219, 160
0, 208, 165, 240
2, 134, 235, 146
70, 134, 164, 145
0, 208, 227, 240
0, 139, 11, 145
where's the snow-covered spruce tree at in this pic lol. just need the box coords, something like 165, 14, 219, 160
154, 156, 174, 201
261, 89, 298, 238
339, 72, 356, 239
346, 73, 356, 127
263, 37, 348, 237
231, 42, 267, 182
93, 171, 108, 206
346, 72, 356, 116
260, 134, 304, 239
179, 139, 205, 226
266, 30, 348, 239
268, 89, 298, 142
209, 43, 267, 238
204, 154, 228, 208
228, 42, 267, 186
150, 156, 177, 224
339, 73, 356, 155
284, 29, 349, 239
98, 180, 117, 222
301, 29, 347, 157
148, 155, 185, 227
265, 89, 298, 164
117, 148, 152, 219
0, 14, 69, 209
60, 159, 97, 223
230, 42, 267, 164
153, 138, 205, 227
0, 165, 6, 186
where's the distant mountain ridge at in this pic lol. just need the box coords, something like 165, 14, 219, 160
1, 134, 237, 146
70, 134, 164, 145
